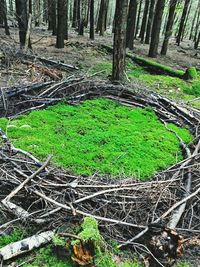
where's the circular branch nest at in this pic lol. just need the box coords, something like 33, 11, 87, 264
0, 78, 200, 265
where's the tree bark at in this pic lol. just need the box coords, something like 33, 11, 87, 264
161, 0, 178, 55
139, 0, 149, 43
112, 0, 128, 81
145, 0, 155, 44
72, 0, 78, 28
135, 0, 143, 37
176, 0, 190, 46
189, 2, 199, 40
56, 0, 66, 48
148, 0, 165, 57
1, 0, 10, 35
96, 0, 109, 36
64, 0, 68, 40
194, 31, 200, 49
15, 0, 29, 48
48, 0, 57, 35
126, 0, 138, 50
90, 0, 94, 39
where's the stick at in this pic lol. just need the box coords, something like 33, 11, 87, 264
2, 155, 52, 203
0, 231, 55, 261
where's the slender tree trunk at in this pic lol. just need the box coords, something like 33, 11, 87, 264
139, 0, 149, 42
145, 0, 155, 44
72, 0, 78, 28
149, 0, 165, 57
135, 0, 143, 37
78, 0, 87, 35
34, 0, 41, 27
161, 0, 178, 55
189, 5, 198, 40
112, 0, 128, 81
56, 0, 66, 48
1, 0, 10, 35
176, 0, 190, 46
126, 0, 138, 49
96, 0, 109, 36
194, 31, 200, 49
85, 0, 90, 27
194, 5, 200, 41
90, 0, 94, 39
15, 0, 29, 48
9, 0, 14, 16
43, 0, 48, 22
48, 0, 57, 35
181, 0, 192, 41
0, 1, 3, 25
29, 0, 32, 14
64, 0, 68, 40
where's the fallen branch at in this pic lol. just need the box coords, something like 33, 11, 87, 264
0, 231, 55, 261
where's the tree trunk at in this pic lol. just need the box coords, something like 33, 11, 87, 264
78, 0, 87, 35
34, 0, 41, 27
176, 0, 190, 46
56, 0, 66, 48
135, 0, 143, 37
139, 0, 149, 43
112, 0, 128, 81
194, 31, 200, 49
126, 0, 138, 50
1, 0, 10, 35
148, 0, 165, 57
43, 0, 48, 22
0, 1, 3, 25
189, 4, 198, 40
96, 0, 109, 36
90, 0, 94, 39
181, 0, 192, 41
29, 0, 32, 14
72, 0, 78, 28
48, 0, 57, 35
145, 0, 155, 44
64, 0, 68, 40
15, 0, 29, 48
161, 0, 178, 55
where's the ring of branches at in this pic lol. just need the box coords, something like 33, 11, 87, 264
0, 77, 200, 265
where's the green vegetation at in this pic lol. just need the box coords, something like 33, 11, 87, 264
184, 67, 198, 80
126, 61, 147, 78
72, 217, 142, 267
71, 217, 102, 246
20, 246, 72, 267
182, 81, 200, 97
0, 98, 192, 180
90, 61, 112, 76
0, 228, 24, 248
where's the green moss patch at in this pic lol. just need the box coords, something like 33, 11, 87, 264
0, 98, 192, 180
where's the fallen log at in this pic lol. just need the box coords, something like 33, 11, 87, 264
101, 44, 197, 80
16, 52, 79, 72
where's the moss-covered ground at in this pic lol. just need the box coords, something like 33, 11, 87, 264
0, 98, 192, 180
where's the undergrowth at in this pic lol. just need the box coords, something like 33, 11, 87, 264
0, 228, 24, 248
0, 98, 192, 180
17, 245, 72, 267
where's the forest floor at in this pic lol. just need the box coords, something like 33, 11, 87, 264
1, 27, 200, 108
0, 27, 200, 267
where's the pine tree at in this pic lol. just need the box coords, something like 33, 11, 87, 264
148, 0, 165, 57
112, 0, 128, 81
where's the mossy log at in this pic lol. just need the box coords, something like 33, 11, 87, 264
183, 67, 198, 80
101, 44, 197, 80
